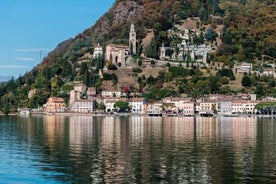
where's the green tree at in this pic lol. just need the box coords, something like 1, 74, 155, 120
114, 101, 130, 112
241, 75, 252, 87
205, 29, 218, 41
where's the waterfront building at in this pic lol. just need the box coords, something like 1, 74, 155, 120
217, 97, 233, 114
163, 97, 195, 115
45, 97, 65, 113
70, 100, 95, 113
232, 100, 248, 114
145, 102, 163, 115
198, 99, 218, 114
129, 98, 144, 113
18, 108, 30, 116
104, 99, 117, 112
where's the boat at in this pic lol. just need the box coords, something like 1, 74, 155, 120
222, 113, 239, 117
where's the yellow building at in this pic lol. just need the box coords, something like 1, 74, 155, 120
45, 97, 65, 113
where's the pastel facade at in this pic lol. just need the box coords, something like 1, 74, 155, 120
145, 102, 163, 115
45, 97, 65, 113
232, 100, 259, 114
163, 97, 195, 115
199, 100, 218, 113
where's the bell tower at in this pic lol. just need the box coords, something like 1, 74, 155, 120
129, 23, 136, 55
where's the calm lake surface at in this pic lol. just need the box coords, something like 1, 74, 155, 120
0, 115, 276, 184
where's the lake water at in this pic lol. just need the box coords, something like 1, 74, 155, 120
0, 115, 276, 184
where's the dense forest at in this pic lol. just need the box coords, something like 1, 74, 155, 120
0, 0, 275, 113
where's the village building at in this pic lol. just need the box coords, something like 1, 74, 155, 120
87, 87, 97, 99
217, 97, 233, 115
103, 98, 129, 112
93, 43, 103, 59
105, 23, 136, 65
142, 59, 153, 66
70, 99, 95, 113
129, 98, 144, 113
105, 44, 129, 65
198, 99, 218, 114
69, 83, 99, 113
236, 63, 252, 73
18, 108, 31, 116
101, 90, 122, 98
262, 68, 276, 78
104, 99, 117, 112
232, 100, 259, 114
69, 83, 87, 104
45, 97, 65, 113
145, 102, 163, 116
28, 89, 37, 99
163, 97, 195, 115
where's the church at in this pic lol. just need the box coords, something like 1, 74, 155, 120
105, 23, 137, 65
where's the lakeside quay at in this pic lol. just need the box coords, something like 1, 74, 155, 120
15, 111, 276, 118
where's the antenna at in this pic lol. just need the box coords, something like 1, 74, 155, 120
39, 50, 42, 62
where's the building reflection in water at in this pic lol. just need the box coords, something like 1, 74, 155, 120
43, 115, 65, 151
39, 115, 264, 183
68, 116, 94, 154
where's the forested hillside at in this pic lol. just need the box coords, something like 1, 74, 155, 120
0, 0, 275, 113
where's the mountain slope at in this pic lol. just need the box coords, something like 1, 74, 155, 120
0, 0, 275, 112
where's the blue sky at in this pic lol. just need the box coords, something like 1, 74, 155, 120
0, 0, 115, 78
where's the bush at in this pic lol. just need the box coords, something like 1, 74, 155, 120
108, 64, 117, 70
219, 76, 229, 85
132, 67, 142, 73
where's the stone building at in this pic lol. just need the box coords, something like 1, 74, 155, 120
105, 44, 129, 65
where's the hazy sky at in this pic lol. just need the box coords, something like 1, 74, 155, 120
0, 0, 115, 77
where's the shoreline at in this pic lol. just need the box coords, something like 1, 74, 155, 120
2, 111, 276, 118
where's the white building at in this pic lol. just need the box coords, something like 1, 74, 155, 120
70, 100, 95, 113
218, 98, 233, 114
237, 63, 252, 73
232, 100, 258, 114
104, 98, 122, 112
263, 69, 275, 78
145, 102, 163, 115
101, 90, 122, 98
129, 98, 144, 113
93, 44, 103, 59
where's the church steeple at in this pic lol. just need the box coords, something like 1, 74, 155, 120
129, 23, 136, 55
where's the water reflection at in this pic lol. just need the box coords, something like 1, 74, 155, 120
1, 115, 276, 183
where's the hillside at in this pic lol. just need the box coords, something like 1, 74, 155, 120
0, 0, 275, 113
